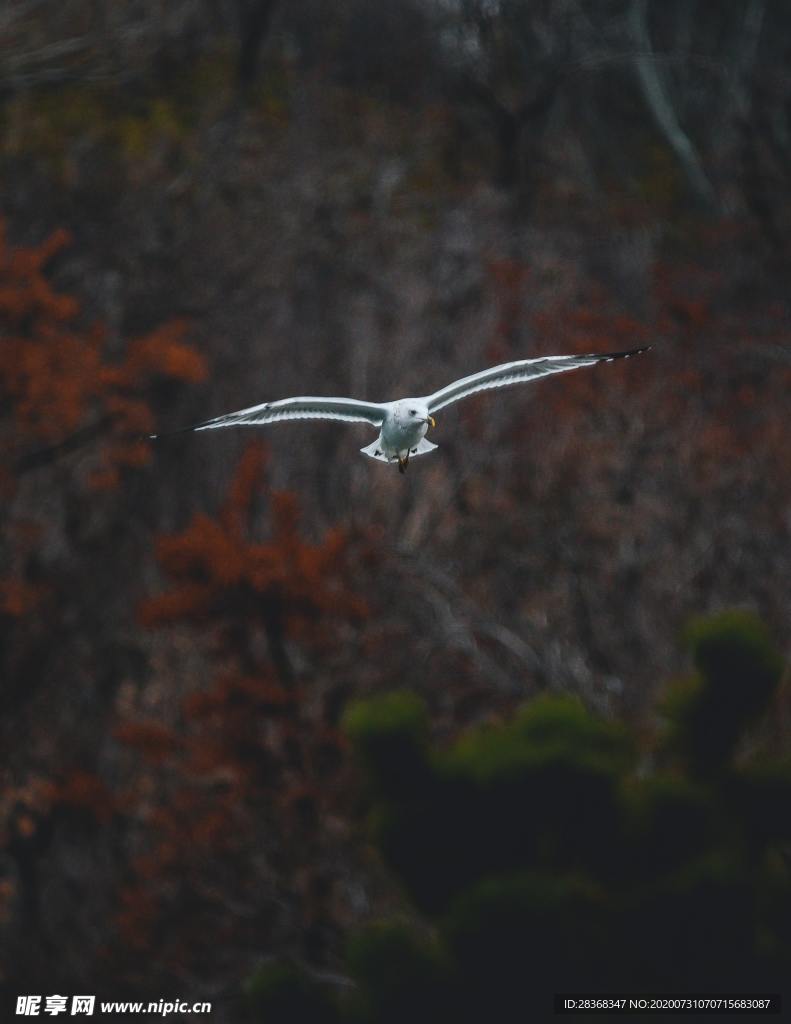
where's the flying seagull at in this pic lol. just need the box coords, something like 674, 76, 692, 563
151, 346, 650, 473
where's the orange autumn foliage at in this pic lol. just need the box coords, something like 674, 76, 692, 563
0, 217, 209, 618
51, 770, 117, 826
113, 721, 183, 764
0, 577, 43, 617
112, 444, 367, 959
0, 217, 207, 474
140, 442, 367, 636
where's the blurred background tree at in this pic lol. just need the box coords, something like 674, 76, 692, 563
247, 612, 790, 1021
1, 0, 790, 1018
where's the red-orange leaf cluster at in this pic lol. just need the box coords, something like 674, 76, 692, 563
0, 218, 210, 633
112, 444, 368, 963
140, 443, 367, 635
0, 217, 207, 474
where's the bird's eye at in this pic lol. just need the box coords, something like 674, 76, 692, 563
410, 409, 417, 415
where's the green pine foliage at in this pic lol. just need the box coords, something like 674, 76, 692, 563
662, 611, 785, 776
243, 962, 341, 1024
343, 690, 431, 799
345, 921, 449, 1024
247, 612, 790, 1020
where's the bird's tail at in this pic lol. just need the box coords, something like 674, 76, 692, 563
360, 438, 438, 463
360, 439, 393, 463
411, 438, 438, 457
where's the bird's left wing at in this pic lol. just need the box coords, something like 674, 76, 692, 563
152, 396, 388, 438
422, 347, 650, 413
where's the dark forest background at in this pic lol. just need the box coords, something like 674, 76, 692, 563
2, 1, 790, 1020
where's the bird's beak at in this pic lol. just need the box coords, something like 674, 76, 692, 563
427, 415, 436, 429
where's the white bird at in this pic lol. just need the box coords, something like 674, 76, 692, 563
151, 346, 650, 473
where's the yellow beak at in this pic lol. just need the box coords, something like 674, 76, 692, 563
428, 415, 436, 429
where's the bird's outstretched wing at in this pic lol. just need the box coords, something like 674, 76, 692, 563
423, 347, 651, 414
151, 396, 388, 438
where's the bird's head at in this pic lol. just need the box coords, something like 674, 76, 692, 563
397, 400, 436, 429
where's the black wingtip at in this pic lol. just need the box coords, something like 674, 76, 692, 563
147, 423, 202, 441
598, 345, 652, 361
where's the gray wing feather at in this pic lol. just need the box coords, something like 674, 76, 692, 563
155, 396, 388, 438
423, 347, 650, 413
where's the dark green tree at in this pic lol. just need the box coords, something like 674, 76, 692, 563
247, 612, 790, 1021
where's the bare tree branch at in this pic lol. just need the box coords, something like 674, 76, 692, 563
13, 414, 118, 476
395, 547, 545, 693
235, 0, 278, 97
628, 0, 718, 212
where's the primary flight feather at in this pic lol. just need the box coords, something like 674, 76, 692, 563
151, 346, 650, 473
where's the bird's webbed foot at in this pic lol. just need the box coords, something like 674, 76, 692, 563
398, 455, 408, 474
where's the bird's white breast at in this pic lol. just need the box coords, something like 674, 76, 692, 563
380, 404, 428, 456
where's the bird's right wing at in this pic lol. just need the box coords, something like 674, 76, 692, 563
152, 396, 388, 438
423, 347, 650, 413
